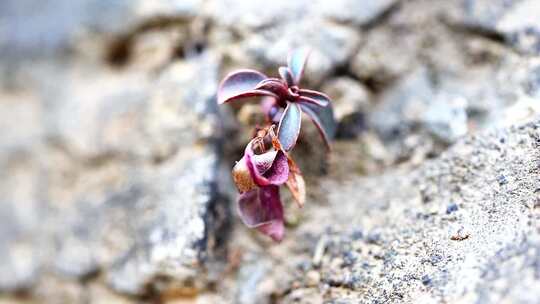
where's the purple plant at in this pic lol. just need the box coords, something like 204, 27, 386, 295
217, 49, 336, 242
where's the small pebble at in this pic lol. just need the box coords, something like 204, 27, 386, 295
313, 235, 328, 267
497, 175, 508, 185
446, 203, 458, 214
366, 231, 382, 244
351, 229, 364, 240
305, 270, 321, 287
342, 251, 357, 267
429, 253, 443, 265
451, 226, 470, 241
421, 275, 432, 286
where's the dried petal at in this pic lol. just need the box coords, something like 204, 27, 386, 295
286, 157, 306, 207
217, 69, 275, 104
245, 141, 289, 186
237, 186, 285, 242
278, 67, 294, 87
299, 102, 337, 151
278, 102, 302, 151
232, 156, 257, 193
287, 48, 311, 85
270, 129, 283, 151
298, 89, 331, 107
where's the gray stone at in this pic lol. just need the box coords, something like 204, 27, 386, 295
0, 151, 44, 292
368, 58, 532, 150
0, 51, 228, 297
241, 20, 361, 84
103, 145, 222, 295
0, 0, 225, 297
53, 231, 99, 279
0, 0, 204, 63
369, 67, 436, 141
207, 0, 396, 31
422, 93, 468, 143
279, 119, 540, 303
474, 237, 540, 303
208, 0, 363, 83
205, 0, 311, 31
462, 0, 540, 54
0, 0, 133, 60
0, 242, 39, 292
322, 77, 371, 121
350, 22, 423, 83
462, 0, 517, 29
2, 0, 540, 302
235, 256, 273, 304
135, 0, 204, 18
315, 0, 397, 26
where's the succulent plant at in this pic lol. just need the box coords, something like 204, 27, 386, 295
217, 49, 336, 242
218, 48, 336, 151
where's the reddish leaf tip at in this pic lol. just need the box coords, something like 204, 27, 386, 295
299, 89, 331, 107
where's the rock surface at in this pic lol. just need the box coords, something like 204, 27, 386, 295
278, 120, 540, 303
0, 21, 228, 301
1, 0, 540, 303
461, 0, 540, 54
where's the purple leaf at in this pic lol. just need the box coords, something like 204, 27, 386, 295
299, 102, 336, 150
278, 102, 302, 151
217, 69, 274, 104
259, 151, 289, 182
245, 141, 289, 186
252, 151, 277, 173
287, 48, 311, 85
237, 186, 285, 242
255, 78, 289, 100
298, 89, 331, 107
278, 67, 294, 87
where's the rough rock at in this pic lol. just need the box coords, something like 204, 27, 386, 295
369, 67, 436, 141
461, 0, 540, 54
367, 48, 535, 161
277, 119, 540, 303
2, 0, 540, 303
208, 0, 398, 83
234, 255, 273, 304
0, 47, 228, 297
321, 77, 371, 139
349, 0, 454, 85
315, 0, 397, 26
350, 25, 421, 84
0, 0, 203, 62
207, 0, 396, 31
240, 19, 361, 84
322, 77, 371, 121
422, 92, 468, 143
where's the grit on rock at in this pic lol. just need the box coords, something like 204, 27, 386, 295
1, 0, 540, 303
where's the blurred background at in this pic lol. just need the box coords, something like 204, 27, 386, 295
1, 0, 540, 303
